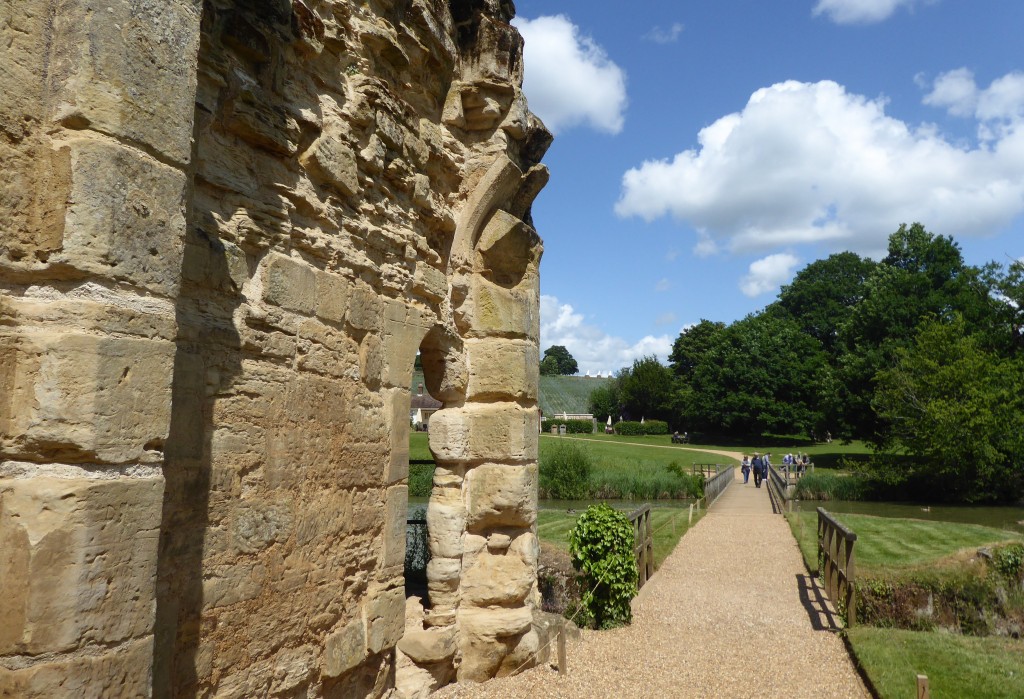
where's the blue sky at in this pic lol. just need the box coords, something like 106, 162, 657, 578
511, 0, 1024, 375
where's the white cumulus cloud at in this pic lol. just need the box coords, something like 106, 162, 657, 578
923, 68, 1024, 140
616, 79, 1024, 258
813, 0, 932, 25
644, 22, 684, 44
513, 15, 627, 135
740, 254, 801, 298
540, 295, 673, 375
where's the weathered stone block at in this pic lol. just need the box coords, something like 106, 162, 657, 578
364, 587, 406, 655
348, 284, 384, 333
47, 0, 202, 165
0, 472, 163, 655
428, 404, 539, 463
457, 276, 539, 340
264, 253, 316, 314
465, 463, 537, 529
465, 339, 538, 401
385, 388, 410, 485
302, 131, 359, 197
382, 486, 408, 568
0, 635, 154, 699
460, 549, 534, 607
413, 263, 447, 303
397, 626, 457, 665
59, 138, 189, 297
458, 606, 533, 641
476, 210, 542, 288
0, 332, 175, 464
314, 270, 350, 324
382, 303, 430, 389
322, 617, 366, 679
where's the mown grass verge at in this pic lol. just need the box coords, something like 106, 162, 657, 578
538, 505, 702, 570
785, 511, 1022, 578
848, 626, 1024, 699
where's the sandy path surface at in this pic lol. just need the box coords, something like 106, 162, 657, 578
434, 473, 868, 698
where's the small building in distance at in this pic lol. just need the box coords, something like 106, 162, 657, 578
410, 382, 442, 429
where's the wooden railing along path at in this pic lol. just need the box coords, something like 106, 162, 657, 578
627, 464, 734, 589
701, 465, 734, 508
817, 507, 857, 626
627, 504, 655, 589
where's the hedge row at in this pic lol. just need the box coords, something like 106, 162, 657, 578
614, 420, 669, 435
542, 418, 594, 434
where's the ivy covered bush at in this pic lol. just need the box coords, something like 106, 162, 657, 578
568, 503, 638, 629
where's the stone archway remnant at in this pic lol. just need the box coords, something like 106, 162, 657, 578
0, 1, 548, 697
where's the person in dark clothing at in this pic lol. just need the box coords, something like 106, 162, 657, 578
752, 453, 763, 488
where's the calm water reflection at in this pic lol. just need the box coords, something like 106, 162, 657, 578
796, 499, 1024, 533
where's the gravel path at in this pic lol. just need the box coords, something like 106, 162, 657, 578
435, 473, 869, 698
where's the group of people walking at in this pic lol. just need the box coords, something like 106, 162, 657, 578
740, 453, 770, 487
741, 452, 811, 487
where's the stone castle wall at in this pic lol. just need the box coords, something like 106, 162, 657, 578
0, 1, 548, 697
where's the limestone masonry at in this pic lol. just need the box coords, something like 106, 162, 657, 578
0, 1, 549, 696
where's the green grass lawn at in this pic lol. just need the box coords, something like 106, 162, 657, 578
785, 511, 1023, 577
410, 431, 432, 461
548, 432, 869, 469
540, 434, 738, 468
848, 626, 1024, 699
538, 506, 702, 569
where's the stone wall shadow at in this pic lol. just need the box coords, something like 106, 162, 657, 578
152, 225, 244, 698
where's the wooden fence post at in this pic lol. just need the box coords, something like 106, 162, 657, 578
557, 626, 567, 676
917, 674, 929, 699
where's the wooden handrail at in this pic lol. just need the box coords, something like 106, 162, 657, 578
817, 507, 857, 626
628, 504, 655, 589
702, 466, 734, 507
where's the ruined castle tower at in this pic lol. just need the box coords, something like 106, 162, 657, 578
0, 1, 549, 696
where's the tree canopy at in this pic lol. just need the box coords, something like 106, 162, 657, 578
540, 345, 578, 375
590, 223, 1024, 502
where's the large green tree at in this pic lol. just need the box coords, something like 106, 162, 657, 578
874, 315, 1024, 502
616, 356, 675, 423
587, 380, 620, 423
669, 319, 726, 378
833, 224, 996, 441
685, 313, 828, 437
776, 251, 876, 354
541, 345, 579, 375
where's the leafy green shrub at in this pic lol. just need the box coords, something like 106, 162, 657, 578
569, 504, 637, 629
613, 420, 668, 436
993, 543, 1024, 581
539, 442, 593, 499
614, 420, 645, 435
641, 420, 669, 435
408, 463, 435, 498
541, 418, 594, 434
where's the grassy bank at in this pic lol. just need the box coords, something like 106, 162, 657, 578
848, 627, 1024, 698
408, 432, 736, 500
538, 505, 703, 570
785, 511, 1022, 577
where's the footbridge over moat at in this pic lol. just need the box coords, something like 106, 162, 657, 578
437, 468, 870, 698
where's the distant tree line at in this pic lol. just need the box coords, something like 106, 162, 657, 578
588, 224, 1024, 503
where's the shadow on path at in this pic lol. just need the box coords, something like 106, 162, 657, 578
795, 573, 844, 632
